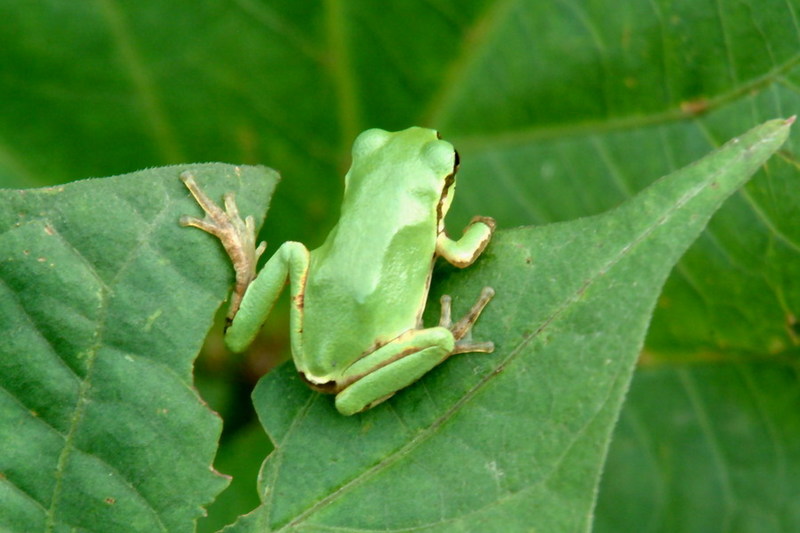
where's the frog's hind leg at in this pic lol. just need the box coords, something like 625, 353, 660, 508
335, 327, 456, 415
334, 288, 495, 415
440, 287, 495, 354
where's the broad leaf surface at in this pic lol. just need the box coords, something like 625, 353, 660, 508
0, 164, 277, 532
1, 1, 799, 531
595, 364, 800, 533
226, 121, 790, 531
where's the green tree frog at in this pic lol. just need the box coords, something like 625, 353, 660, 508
181, 127, 496, 415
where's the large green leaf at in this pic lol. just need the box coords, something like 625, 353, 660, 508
0, 164, 278, 531
595, 364, 800, 533
224, 120, 790, 531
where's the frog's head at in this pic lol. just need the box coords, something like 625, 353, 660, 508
346, 127, 459, 224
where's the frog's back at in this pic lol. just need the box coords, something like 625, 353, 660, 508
299, 127, 456, 377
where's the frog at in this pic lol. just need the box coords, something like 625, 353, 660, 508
180, 127, 496, 415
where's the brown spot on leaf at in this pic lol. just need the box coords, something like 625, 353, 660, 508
680, 97, 709, 116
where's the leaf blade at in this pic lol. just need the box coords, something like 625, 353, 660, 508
0, 163, 278, 532
228, 120, 790, 531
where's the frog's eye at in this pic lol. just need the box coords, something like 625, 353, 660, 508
421, 139, 456, 177
352, 128, 392, 158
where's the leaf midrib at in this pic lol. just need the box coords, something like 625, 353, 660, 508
44, 187, 179, 532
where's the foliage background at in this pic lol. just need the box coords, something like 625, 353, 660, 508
1, 1, 799, 531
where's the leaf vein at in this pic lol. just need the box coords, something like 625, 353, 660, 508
94, 0, 184, 163
454, 53, 800, 153
421, 0, 517, 126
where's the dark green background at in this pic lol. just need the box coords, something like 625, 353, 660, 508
1, 2, 798, 531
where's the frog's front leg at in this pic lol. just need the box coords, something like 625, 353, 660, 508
335, 288, 495, 415
226, 241, 309, 353
437, 216, 496, 267
180, 172, 266, 319
180, 172, 309, 353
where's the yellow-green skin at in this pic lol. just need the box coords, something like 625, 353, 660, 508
226, 127, 495, 415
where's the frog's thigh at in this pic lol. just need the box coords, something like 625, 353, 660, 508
335, 327, 455, 415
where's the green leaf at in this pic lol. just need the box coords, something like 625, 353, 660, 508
225, 120, 790, 531
595, 364, 800, 533
0, 164, 278, 532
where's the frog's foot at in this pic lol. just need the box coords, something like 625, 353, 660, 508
439, 287, 495, 354
180, 171, 266, 318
